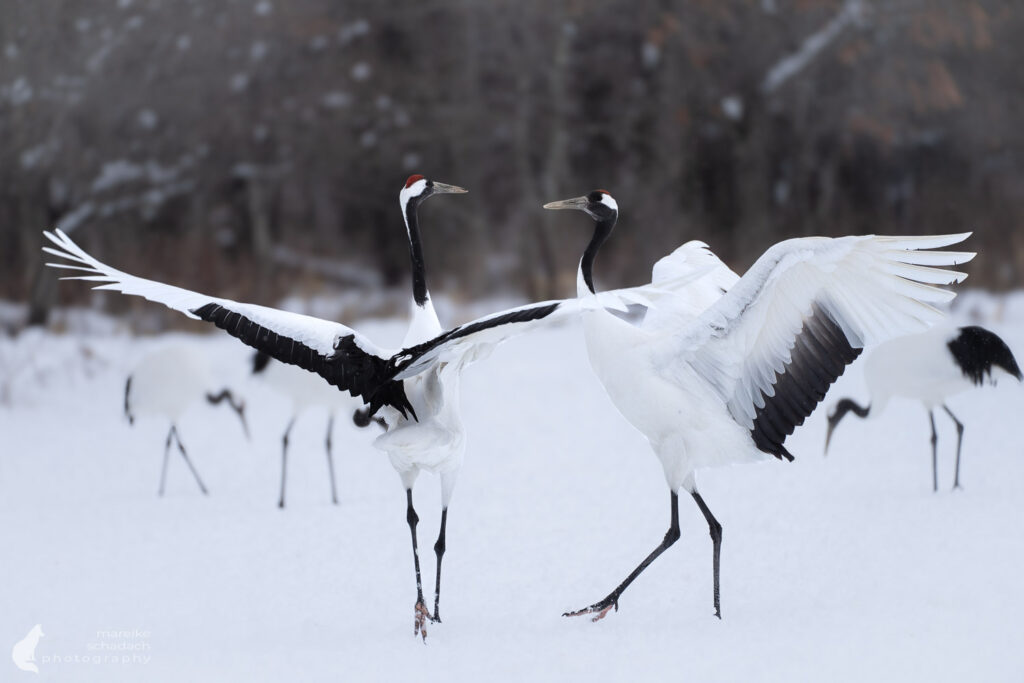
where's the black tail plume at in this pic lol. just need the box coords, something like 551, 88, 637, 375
948, 326, 1022, 385
252, 351, 271, 374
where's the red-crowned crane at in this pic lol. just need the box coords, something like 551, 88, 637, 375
530, 189, 974, 621
825, 324, 1021, 490
45, 176, 598, 638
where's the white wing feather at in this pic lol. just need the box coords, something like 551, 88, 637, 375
391, 253, 734, 381
641, 240, 740, 331
663, 233, 975, 429
43, 229, 391, 359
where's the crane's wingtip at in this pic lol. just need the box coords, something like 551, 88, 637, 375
42, 230, 64, 248
934, 232, 973, 248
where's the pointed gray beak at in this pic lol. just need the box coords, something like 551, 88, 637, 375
432, 181, 468, 195
235, 403, 250, 442
543, 196, 589, 211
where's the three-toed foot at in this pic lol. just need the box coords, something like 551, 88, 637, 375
563, 596, 618, 622
414, 600, 431, 641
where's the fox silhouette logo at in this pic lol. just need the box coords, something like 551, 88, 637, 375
11, 625, 44, 674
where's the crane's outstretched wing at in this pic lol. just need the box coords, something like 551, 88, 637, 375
43, 229, 414, 418
388, 299, 573, 380
386, 257, 730, 381
663, 233, 974, 461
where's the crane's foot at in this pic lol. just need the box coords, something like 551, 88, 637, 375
952, 483, 964, 491
563, 596, 618, 622
414, 600, 432, 641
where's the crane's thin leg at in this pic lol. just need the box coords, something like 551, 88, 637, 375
278, 417, 295, 509
692, 492, 723, 619
406, 489, 430, 640
564, 491, 680, 622
173, 427, 208, 495
943, 404, 965, 490
431, 507, 448, 623
325, 415, 339, 505
159, 427, 174, 496
929, 410, 938, 493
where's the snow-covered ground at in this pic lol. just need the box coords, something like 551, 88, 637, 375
2, 300, 1024, 682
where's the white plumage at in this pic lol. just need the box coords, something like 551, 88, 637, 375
43, 180, 973, 631
825, 323, 1022, 490
541, 189, 974, 621
124, 344, 248, 496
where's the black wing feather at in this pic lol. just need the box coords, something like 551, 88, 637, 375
386, 302, 562, 379
750, 302, 862, 461
192, 302, 415, 419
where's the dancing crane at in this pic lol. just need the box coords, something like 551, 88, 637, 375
44, 175, 592, 639
533, 189, 974, 620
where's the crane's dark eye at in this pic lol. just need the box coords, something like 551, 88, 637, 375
587, 191, 605, 203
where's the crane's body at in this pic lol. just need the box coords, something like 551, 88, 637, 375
371, 292, 465, 500
826, 323, 1021, 490
125, 344, 248, 496
127, 345, 216, 422
861, 325, 1018, 411
577, 261, 769, 487
376, 362, 466, 501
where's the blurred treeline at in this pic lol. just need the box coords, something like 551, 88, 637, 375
3, 0, 1023, 328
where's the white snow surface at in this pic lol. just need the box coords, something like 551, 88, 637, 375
1, 304, 1023, 681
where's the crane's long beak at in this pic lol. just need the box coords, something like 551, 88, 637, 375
432, 182, 468, 194
543, 196, 588, 211
824, 410, 843, 456
234, 403, 251, 441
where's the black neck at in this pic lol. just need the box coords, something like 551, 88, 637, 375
581, 215, 616, 294
405, 198, 429, 307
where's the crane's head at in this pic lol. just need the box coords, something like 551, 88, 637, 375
543, 190, 618, 221
399, 174, 467, 215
